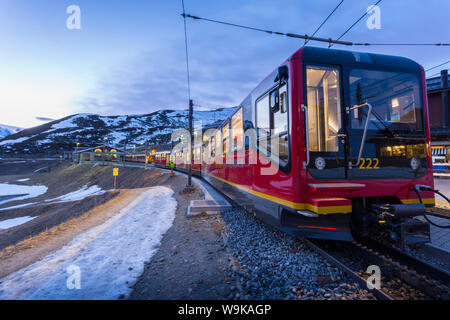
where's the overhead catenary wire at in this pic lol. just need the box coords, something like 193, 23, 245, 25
304, 0, 344, 46
181, 13, 449, 47
427, 70, 449, 78
329, 0, 382, 48
426, 60, 450, 72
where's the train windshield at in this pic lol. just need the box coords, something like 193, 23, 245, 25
349, 69, 424, 134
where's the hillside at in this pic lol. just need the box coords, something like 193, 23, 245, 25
0, 124, 23, 140
0, 108, 235, 155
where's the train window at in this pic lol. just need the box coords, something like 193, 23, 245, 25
232, 108, 244, 151
306, 66, 342, 152
211, 137, 216, 157
349, 69, 423, 132
223, 123, 229, 154
256, 95, 270, 136
273, 84, 288, 136
215, 129, 222, 156
272, 83, 289, 165
280, 90, 287, 113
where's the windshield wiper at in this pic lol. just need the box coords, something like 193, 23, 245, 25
367, 108, 397, 137
356, 83, 396, 137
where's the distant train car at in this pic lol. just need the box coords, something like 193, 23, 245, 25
124, 154, 148, 163
153, 46, 436, 248
173, 144, 202, 177
153, 151, 172, 168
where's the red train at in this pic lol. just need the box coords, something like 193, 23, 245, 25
152, 46, 436, 248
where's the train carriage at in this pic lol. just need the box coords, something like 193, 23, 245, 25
154, 46, 437, 248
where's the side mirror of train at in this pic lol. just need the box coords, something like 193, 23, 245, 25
275, 65, 289, 83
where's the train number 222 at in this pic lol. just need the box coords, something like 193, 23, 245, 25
359, 158, 380, 169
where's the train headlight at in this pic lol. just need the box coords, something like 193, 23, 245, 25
315, 157, 326, 170
410, 157, 420, 170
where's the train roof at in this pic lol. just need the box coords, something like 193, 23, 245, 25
292, 46, 423, 73
189, 46, 425, 137
231, 46, 424, 119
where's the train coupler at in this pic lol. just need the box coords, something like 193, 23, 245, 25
369, 204, 430, 249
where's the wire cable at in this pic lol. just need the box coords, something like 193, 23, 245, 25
182, 12, 449, 47
329, 0, 382, 48
304, 0, 344, 46
426, 60, 450, 72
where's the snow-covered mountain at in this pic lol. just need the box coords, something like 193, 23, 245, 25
0, 108, 236, 154
0, 124, 23, 139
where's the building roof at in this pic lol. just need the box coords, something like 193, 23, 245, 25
426, 72, 450, 91
75, 145, 123, 153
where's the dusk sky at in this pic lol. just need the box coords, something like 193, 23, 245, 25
1, 0, 449, 128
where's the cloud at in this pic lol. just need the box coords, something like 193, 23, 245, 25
73, 0, 450, 118
35, 117, 55, 122
74, 34, 284, 116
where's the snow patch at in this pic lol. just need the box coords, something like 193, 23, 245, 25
16, 178, 30, 182
0, 137, 30, 146
0, 216, 36, 230
45, 185, 104, 203
0, 183, 48, 205
0, 202, 38, 211
0, 186, 177, 299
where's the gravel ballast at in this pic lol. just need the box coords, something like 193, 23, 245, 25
221, 207, 376, 300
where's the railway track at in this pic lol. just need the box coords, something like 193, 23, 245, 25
305, 238, 450, 300
427, 207, 450, 218
98, 161, 450, 299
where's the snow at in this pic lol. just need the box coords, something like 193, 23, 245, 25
0, 185, 104, 211
0, 186, 177, 300
47, 114, 90, 131
0, 183, 48, 205
45, 185, 104, 203
0, 137, 30, 146
0, 124, 23, 139
0, 216, 37, 230
16, 178, 30, 182
0, 202, 38, 211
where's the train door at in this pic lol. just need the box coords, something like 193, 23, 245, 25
304, 64, 347, 180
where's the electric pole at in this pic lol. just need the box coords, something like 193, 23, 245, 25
145, 140, 149, 170
123, 141, 127, 167
187, 99, 193, 188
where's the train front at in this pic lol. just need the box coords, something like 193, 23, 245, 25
292, 47, 436, 248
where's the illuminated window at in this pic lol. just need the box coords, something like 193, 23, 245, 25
211, 137, 216, 157
223, 123, 229, 154
407, 144, 426, 158
272, 83, 289, 165
306, 66, 341, 152
256, 96, 270, 136
215, 129, 222, 156
232, 108, 244, 150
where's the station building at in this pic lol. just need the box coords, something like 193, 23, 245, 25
427, 70, 450, 172
72, 145, 122, 163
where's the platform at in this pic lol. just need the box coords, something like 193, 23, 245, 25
186, 199, 232, 217
425, 215, 450, 253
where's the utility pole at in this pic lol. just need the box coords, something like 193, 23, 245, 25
441, 69, 449, 129
123, 141, 127, 168
145, 140, 149, 170
186, 99, 194, 190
